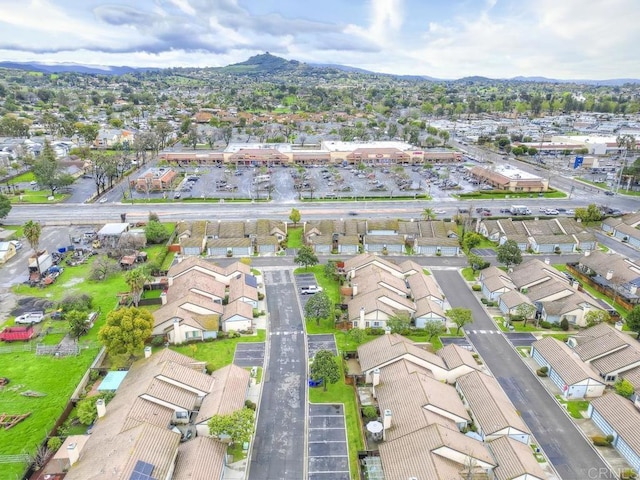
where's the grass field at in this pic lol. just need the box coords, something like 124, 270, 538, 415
308, 358, 362, 480
294, 265, 340, 304
170, 330, 266, 372
556, 396, 590, 419
287, 227, 303, 248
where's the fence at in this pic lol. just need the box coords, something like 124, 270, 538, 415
36, 343, 80, 356
0, 344, 32, 354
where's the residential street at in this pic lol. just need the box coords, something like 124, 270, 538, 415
248, 268, 306, 480
433, 269, 611, 480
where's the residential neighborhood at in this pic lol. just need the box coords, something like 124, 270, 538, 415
2, 37, 640, 480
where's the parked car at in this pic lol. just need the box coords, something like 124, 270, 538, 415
15, 311, 45, 324
604, 191, 615, 196
545, 209, 559, 215
9, 240, 22, 250
300, 285, 323, 295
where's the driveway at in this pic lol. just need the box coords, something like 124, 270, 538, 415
433, 270, 611, 480
307, 334, 337, 359
504, 332, 538, 347
248, 268, 306, 480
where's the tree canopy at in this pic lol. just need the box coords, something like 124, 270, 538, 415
125, 267, 150, 307
304, 291, 332, 326
294, 245, 318, 270
289, 208, 301, 226
446, 307, 473, 335
207, 407, 254, 445
98, 307, 154, 367
496, 239, 523, 269
310, 349, 340, 392
626, 306, 640, 338
32, 140, 74, 196
0, 194, 11, 220
145, 220, 170, 244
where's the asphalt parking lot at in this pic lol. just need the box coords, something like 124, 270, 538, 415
308, 403, 350, 480
233, 342, 266, 367
121, 162, 485, 203
295, 272, 319, 307
504, 332, 538, 347
307, 334, 337, 359
440, 336, 472, 350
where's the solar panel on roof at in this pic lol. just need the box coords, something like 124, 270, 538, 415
245, 275, 258, 288
130, 460, 155, 480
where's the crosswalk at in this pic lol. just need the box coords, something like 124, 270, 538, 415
467, 329, 502, 335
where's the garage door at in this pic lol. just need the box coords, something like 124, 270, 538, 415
590, 409, 614, 437
548, 368, 566, 392
531, 348, 546, 367
616, 438, 640, 472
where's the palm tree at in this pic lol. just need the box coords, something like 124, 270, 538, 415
23, 220, 42, 275
422, 207, 436, 221
125, 267, 150, 307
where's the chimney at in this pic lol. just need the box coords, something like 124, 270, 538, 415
359, 307, 365, 325
352, 283, 358, 297
606, 270, 614, 280
173, 318, 183, 344
584, 250, 591, 257
382, 409, 392, 440
144, 346, 152, 359
372, 368, 380, 387
67, 442, 80, 466
572, 280, 579, 289
350, 268, 356, 280
631, 285, 638, 295
544, 257, 550, 265
96, 398, 106, 418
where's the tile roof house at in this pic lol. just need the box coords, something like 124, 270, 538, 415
456, 370, 531, 444
574, 250, 640, 307
587, 393, 640, 474
601, 212, 640, 249
345, 257, 447, 330
357, 334, 479, 384
63, 349, 248, 480
567, 323, 640, 385
487, 436, 546, 480
157, 258, 258, 339
531, 337, 606, 399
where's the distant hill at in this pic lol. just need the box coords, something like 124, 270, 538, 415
220, 52, 307, 75
0, 61, 157, 75
0, 55, 638, 85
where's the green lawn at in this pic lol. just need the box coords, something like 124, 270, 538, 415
287, 227, 303, 248
8, 191, 68, 204
8, 171, 36, 183
456, 190, 566, 200
170, 330, 266, 372
0, 347, 101, 478
461, 267, 477, 281
308, 358, 362, 480
294, 265, 340, 304
556, 396, 589, 419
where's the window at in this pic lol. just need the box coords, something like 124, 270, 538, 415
352, 321, 358, 327
373, 321, 380, 327
186, 331, 201, 339
605, 375, 617, 382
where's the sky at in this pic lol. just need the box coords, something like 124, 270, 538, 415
0, 0, 638, 80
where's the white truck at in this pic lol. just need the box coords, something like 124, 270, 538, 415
28, 250, 53, 273
510, 205, 531, 215
15, 311, 45, 324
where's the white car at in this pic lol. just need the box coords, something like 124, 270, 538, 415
566, 209, 575, 215
300, 285, 323, 295
433, 209, 446, 215
15, 311, 45, 324
545, 209, 559, 215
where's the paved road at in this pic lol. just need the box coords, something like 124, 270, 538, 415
594, 231, 640, 260
433, 270, 610, 480
248, 268, 306, 480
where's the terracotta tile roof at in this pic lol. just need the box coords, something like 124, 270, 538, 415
489, 436, 546, 480
456, 371, 530, 436
532, 337, 604, 385
590, 393, 640, 455
173, 436, 227, 480
357, 333, 446, 373
167, 270, 226, 303
195, 364, 250, 423
438, 344, 481, 371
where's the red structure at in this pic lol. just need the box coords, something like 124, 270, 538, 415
0, 325, 34, 342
